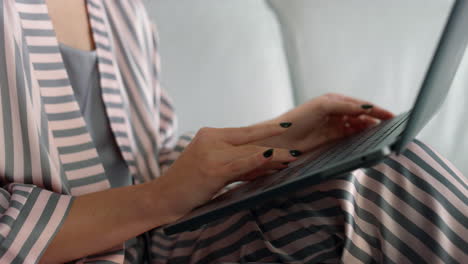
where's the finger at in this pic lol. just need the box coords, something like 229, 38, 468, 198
328, 94, 394, 120
220, 122, 291, 146
347, 115, 379, 130
360, 105, 394, 120
322, 101, 369, 116
341, 115, 380, 137
268, 148, 300, 162
228, 145, 299, 163
221, 148, 273, 179
328, 100, 394, 121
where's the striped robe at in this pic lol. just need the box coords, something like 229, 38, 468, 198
150, 140, 467, 264
1, 0, 467, 263
0, 0, 191, 262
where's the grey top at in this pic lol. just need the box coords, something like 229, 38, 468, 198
59, 44, 131, 188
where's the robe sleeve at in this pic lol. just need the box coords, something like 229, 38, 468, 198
0, 1, 74, 262
0, 183, 73, 263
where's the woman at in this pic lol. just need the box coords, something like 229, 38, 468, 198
0, 0, 465, 263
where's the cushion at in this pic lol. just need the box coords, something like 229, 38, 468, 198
145, 0, 294, 134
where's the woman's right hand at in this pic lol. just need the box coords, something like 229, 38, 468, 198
153, 123, 298, 221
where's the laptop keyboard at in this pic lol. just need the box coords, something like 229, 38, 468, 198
305, 112, 410, 170
259, 112, 410, 189
163, 112, 413, 236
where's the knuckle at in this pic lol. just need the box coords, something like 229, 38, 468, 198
198, 126, 213, 134
317, 101, 327, 112
196, 127, 215, 138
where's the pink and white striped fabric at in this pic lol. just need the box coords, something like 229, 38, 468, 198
0, 0, 190, 262
150, 140, 467, 264
1, 0, 467, 263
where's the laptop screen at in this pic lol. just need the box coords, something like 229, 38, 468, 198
395, 0, 468, 153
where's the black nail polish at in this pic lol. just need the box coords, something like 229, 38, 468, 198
283, 162, 290, 165
290, 150, 302, 157
361, 104, 374, 110
280, 122, 292, 128
263, 149, 274, 158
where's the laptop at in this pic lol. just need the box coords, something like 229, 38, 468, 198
163, 0, 468, 236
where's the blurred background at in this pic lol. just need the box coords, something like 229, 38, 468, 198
144, 0, 467, 175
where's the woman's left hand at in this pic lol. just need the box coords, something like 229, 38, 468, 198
256, 93, 395, 153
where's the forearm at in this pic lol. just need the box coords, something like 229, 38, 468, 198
39, 121, 294, 263
40, 181, 175, 264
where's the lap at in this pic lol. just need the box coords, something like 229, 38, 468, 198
148, 140, 467, 264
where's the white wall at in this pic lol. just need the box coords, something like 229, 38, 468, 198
145, 0, 294, 134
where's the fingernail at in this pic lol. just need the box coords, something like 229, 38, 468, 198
289, 150, 302, 157
263, 149, 274, 158
283, 162, 290, 165
361, 104, 373, 110
280, 122, 292, 128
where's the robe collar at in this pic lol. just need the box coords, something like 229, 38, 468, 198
14, 0, 137, 195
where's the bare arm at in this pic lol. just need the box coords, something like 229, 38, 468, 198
40, 181, 175, 264
40, 123, 294, 263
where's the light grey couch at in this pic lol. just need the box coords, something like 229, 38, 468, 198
145, 0, 467, 175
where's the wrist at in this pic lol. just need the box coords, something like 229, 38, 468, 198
147, 168, 225, 226
139, 180, 181, 227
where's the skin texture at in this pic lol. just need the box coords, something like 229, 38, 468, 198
39, 1, 395, 263
40, 123, 295, 263
45, 0, 95, 51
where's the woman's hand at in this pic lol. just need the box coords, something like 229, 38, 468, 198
42, 123, 297, 263
153, 123, 299, 221
256, 93, 394, 153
